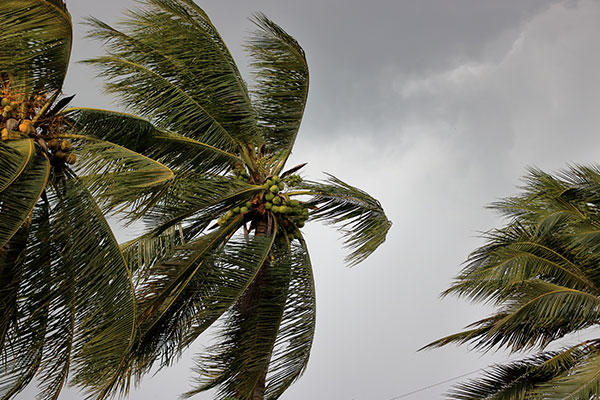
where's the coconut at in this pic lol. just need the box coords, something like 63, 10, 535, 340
272, 196, 282, 205
278, 182, 284, 190
269, 185, 279, 194
245, 201, 252, 209
54, 150, 66, 161
0, 98, 8, 107
232, 207, 241, 214
289, 199, 299, 207
47, 139, 60, 150
3, 105, 11, 113
1, 128, 8, 141
60, 140, 72, 152
265, 202, 273, 210
272, 175, 280, 183
279, 205, 288, 214
265, 193, 275, 201
239, 206, 248, 213
271, 206, 280, 213
65, 153, 77, 165
18, 120, 32, 133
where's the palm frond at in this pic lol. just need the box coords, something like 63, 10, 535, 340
57, 133, 174, 216
43, 178, 137, 400
297, 174, 392, 266
0, 139, 33, 193
62, 108, 242, 174
447, 345, 588, 400
84, 0, 259, 153
184, 240, 291, 399
533, 344, 600, 399
130, 226, 275, 383
265, 239, 316, 399
0, 204, 50, 400
0, 153, 50, 248
141, 173, 263, 237
0, 0, 72, 95
246, 13, 309, 171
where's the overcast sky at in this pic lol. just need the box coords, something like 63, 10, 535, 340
17, 0, 600, 399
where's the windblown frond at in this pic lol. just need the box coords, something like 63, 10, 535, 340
0, 153, 50, 248
430, 164, 600, 397
57, 133, 174, 216
83, 0, 259, 152
63, 108, 241, 174
0, 0, 72, 94
246, 13, 309, 169
44, 177, 136, 400
447, 345, 589, 400
130, 228, 276, 383
298, 174, 392, 266
265, 240, 316, 399
0, 139, 33, 193
184, 240, 291, 399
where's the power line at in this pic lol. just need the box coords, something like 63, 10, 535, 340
385, 368, 483, 399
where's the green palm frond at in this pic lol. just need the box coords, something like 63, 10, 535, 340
57, 133, 174, 215
184, 240, 291, 399
265, 240, 316, 399
0, 0, 72, 95
246, 13, 309, 171
0, 140, 33, 193
297, 174, 392, 266
433, 164, 600, 397
44, 177, 136, 399
427, 281, 600, 353
533, 346, 600, 399
62, 108, 242, 174
0, 204, 51, 400
132, 228, 275, 377
141, 173, 263, 235
0, 153, 50, 248
83, 0, 259, 153
447, 345, 588, 400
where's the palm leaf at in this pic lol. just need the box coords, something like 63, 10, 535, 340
56, 133, 174, 215
43, 177, 136, 400
131, 226, 276, 379
246, 13, 309, 171
447, 345, 588, 400
0, 0, 72, 95
62, 108, 242, 174
184, 239, 291, 399
0, 139, 33, 193
0, 204, 51, 400
265, 239, 316, 399
297, 174, 392, 266
84, 0, 259, 153
0, 153, 50, 248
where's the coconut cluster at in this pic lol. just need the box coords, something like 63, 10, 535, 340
218, 173, 310, 241
0, 92, 76, 165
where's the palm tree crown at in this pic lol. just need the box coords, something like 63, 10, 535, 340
82, 0, 392, 398
0, 1, 172, 399
424, 165, 600, 399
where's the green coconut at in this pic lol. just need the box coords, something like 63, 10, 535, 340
270, 185, 279, 194
232, 207, 241, 214
265, 193, 275, 201
240, 206, 249, 213
272, 196, 282, 205
265, 202, 273, 210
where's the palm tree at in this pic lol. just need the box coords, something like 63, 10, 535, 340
424, 165, 600, 399
80, 0, 392, 398
0, 1, 172, 398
